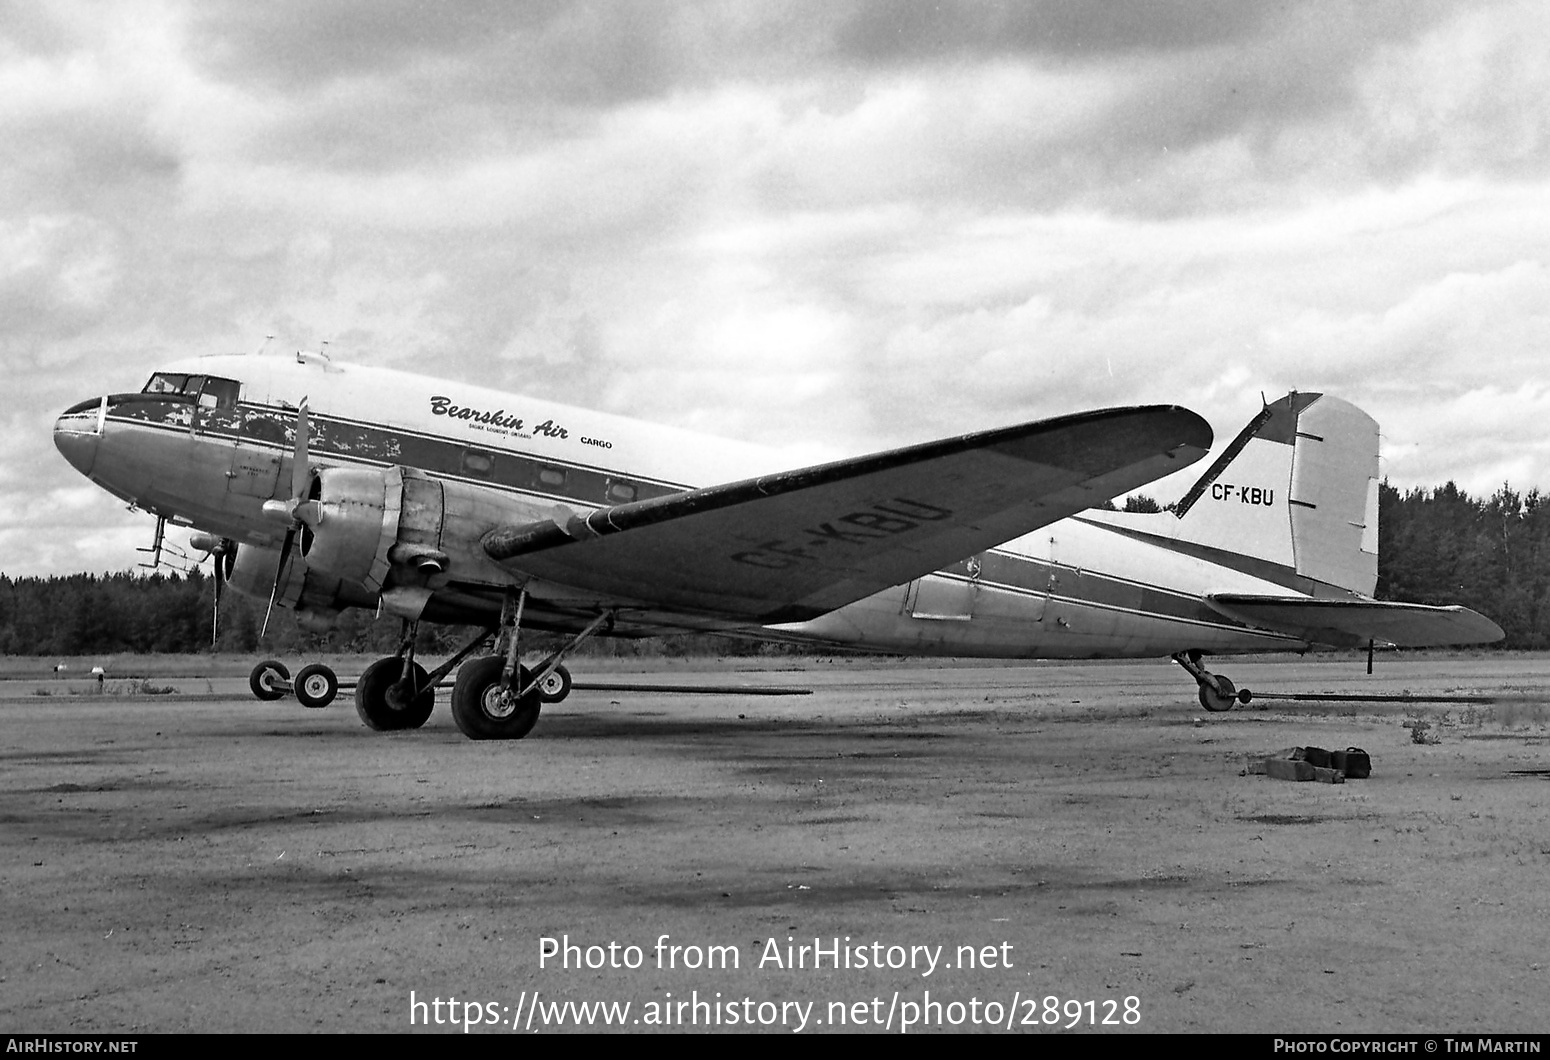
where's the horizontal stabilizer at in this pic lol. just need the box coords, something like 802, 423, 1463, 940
485, 405, 1213, 624
1205, 594, 1505, 648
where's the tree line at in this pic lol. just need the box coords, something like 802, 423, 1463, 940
1, 481, 1544, 655
0, 569, 775, 659
1377, 482, 1550, 649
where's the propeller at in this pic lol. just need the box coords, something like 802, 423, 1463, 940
189, 531, 235, 646
259, 399, 320, 636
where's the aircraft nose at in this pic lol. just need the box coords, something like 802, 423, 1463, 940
54, 398, 105, 477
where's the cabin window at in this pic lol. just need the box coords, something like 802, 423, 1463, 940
538, 466, 567, 488
462, 450, 494, 477
605, 480, 637, 504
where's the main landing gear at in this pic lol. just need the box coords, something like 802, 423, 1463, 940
357, 619, 492, 732
1172, 650, 1254, 713
449, 590, 606, 741
245, 593, 602, 739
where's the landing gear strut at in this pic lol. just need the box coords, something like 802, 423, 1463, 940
1172, 650, 1253, 713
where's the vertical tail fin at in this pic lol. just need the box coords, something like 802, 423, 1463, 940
1172, 392, 1379, 596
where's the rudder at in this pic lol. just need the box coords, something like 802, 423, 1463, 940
1173, 392, 1378, 597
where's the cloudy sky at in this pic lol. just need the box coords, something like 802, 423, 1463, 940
5, 0, 1549, 577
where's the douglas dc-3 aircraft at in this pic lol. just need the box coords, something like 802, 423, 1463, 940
52, 351, 1502, 739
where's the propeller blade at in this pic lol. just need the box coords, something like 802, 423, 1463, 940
261, 529, 295, 638
290, 399, 311, 502
257, 400, 311, 639
205, 538, 233, 647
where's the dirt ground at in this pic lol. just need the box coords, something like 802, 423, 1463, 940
2, 652, 1547, 1034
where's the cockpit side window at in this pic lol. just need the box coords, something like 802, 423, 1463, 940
143, 373, 189, 395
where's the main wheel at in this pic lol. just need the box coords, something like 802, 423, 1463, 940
249, 659, 290, 701
355, 657, 436, 731
293, 663, 339, 709
1198, 673, 1237, 713
536, 663, 572, 704
451, 656, 542, 740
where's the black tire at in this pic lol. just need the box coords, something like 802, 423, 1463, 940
1198, 673, 1237, 713
293, 663, 339, 709
451, 656, 542, 740
536, 663, 572, 704
249, 659, 290, 701
355, 657, 436, 731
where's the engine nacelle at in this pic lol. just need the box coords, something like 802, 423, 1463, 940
294, 464, 549, 620
296, 466, 461, 618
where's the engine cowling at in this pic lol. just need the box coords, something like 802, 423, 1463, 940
285, 464, 550, 620
300, 467, 399, 592
297, 466, 468, 617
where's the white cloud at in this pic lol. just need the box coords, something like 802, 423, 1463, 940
4, 0, 1550, 577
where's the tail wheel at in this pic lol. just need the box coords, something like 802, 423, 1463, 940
1198, 673, 1237, 713
537, 663, 572, 704
451, 656, 542, 740
293, 663, 339, 709
249, 659, 290, 701
355, 657, 436, 731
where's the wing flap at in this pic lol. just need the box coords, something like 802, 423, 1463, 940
1205, 594, 1505, 648
485, 405, 1212, 623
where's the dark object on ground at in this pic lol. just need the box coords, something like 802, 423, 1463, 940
1329, 747, 1372, 779
1245, 745, 1371, 783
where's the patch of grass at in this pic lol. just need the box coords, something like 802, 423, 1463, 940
1493, 699, 1550, 728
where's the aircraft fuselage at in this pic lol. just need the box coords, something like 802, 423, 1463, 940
54, 353, 1302, 657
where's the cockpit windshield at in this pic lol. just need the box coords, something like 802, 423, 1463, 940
141, 373, 241, 409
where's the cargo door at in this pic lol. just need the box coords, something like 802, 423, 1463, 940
905, 555, 981, 621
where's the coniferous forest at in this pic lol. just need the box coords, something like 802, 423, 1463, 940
2, 482, 1546, 656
